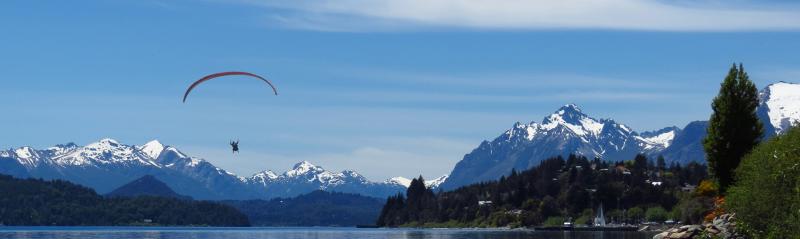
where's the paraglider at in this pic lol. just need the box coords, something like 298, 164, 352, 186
182, 71, 278, 103
182, 71, 278, 154
230, 140, 239, 154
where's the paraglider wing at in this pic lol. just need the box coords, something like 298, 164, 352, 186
182, 71, 278, 103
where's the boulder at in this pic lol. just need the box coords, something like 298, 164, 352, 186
653, 231, 669, 239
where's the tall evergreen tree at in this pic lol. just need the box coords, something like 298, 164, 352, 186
703, 63, 763, 194
656, 155, 666, 171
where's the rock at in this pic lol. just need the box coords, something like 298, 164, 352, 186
669, 231, 693, 239
706, 227, 719, 234
653, 231, 668, 239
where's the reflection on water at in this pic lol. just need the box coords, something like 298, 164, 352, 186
0, 227, 657, 239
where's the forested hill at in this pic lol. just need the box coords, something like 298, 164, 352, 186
106, 175, 192, 200
0, 174, 249, 226
377, 154, 707, 228
223, 190, 384, 226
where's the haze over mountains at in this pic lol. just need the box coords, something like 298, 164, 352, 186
2, 82, 798, 197
440, 82, 800, 189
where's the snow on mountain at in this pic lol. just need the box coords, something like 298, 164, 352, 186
501, 104, 666, 157
759, 82, 800, 136
440, 104, 678, 190
284, 161, 324, 178
636, 127, 679, 150
249, 170, 279, 186
14, 147, 34, 159
443, 82, 800, 190
13, 147, 39, 166
0, 139, 405, 199
425, 175, 449, 188
48, 138, 159, 167
384, 175, 448, 189
386, 177, 413, 187
138, 140, 165, 159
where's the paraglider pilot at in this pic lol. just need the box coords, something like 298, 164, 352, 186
230, 140, 239, 154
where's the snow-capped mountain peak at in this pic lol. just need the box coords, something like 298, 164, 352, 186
1, 139, 406, 200
386, 177, 412, 187
97, 138, 120, 146
760, 81, 800, 135
13, 146, 42, 166
249, 170, 279, 185
285, 160, 324, 177
139, 140, 165, 159
14, 147, 35, 159
541, 104, 605, 137
549, 104, 586, 123
384, 175, 449, 189
425, 175, 449, 188
636, 126, 679, 150
46, 143, 79, 155
442, 104, 678, 190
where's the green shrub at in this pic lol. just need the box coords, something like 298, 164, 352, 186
727, 126, 800, 238
627, 207, 644, 223
574, 215, 591, 226
645, 206, 668, 222
543, 216, 564, 226
669, 205, 681, 221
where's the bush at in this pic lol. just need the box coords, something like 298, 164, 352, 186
645, 207, 668, 222
627, 207, 644, 223
727, 127, 800, 237
676, 195, 714, 224
543, 216, 564, 226
669, 206, 681, 221
694, 180, 718, 197
574, 215, 591, 226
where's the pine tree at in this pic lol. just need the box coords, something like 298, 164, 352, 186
703, 63, 763, 194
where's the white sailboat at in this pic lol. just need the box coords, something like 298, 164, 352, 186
593, 204, 606, 227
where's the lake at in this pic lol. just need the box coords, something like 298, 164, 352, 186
0, 227, 657, 239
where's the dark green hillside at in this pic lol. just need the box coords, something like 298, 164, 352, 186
224, 190, 384, 226
106, 175, 191, 200
0, 174, 249, 226
378, 154, 707, 227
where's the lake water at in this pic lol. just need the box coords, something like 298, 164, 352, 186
0, 227, 657, 239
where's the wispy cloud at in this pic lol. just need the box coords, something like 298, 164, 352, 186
289, 67, 707, 105
238, 0, 800, 31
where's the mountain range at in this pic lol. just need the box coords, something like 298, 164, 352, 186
0, 139, 446, 200
2, 82, 797, 197
439, 82, 800, 189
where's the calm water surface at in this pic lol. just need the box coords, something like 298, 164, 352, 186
0, 227, 657, 239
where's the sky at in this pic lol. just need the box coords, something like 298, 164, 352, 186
1, 0, 799, 181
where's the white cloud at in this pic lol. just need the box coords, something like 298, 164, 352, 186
240, 0, 800, 31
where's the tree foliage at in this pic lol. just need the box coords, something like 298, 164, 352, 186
704, 63, 763, 194
645, 206, 668, 222
223, 190, 384, 226
377, 154, 708, 227
727, 126, 800, 238
0, 174, 249, 226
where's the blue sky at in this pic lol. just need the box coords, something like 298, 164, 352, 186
2, 0, 799, 180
